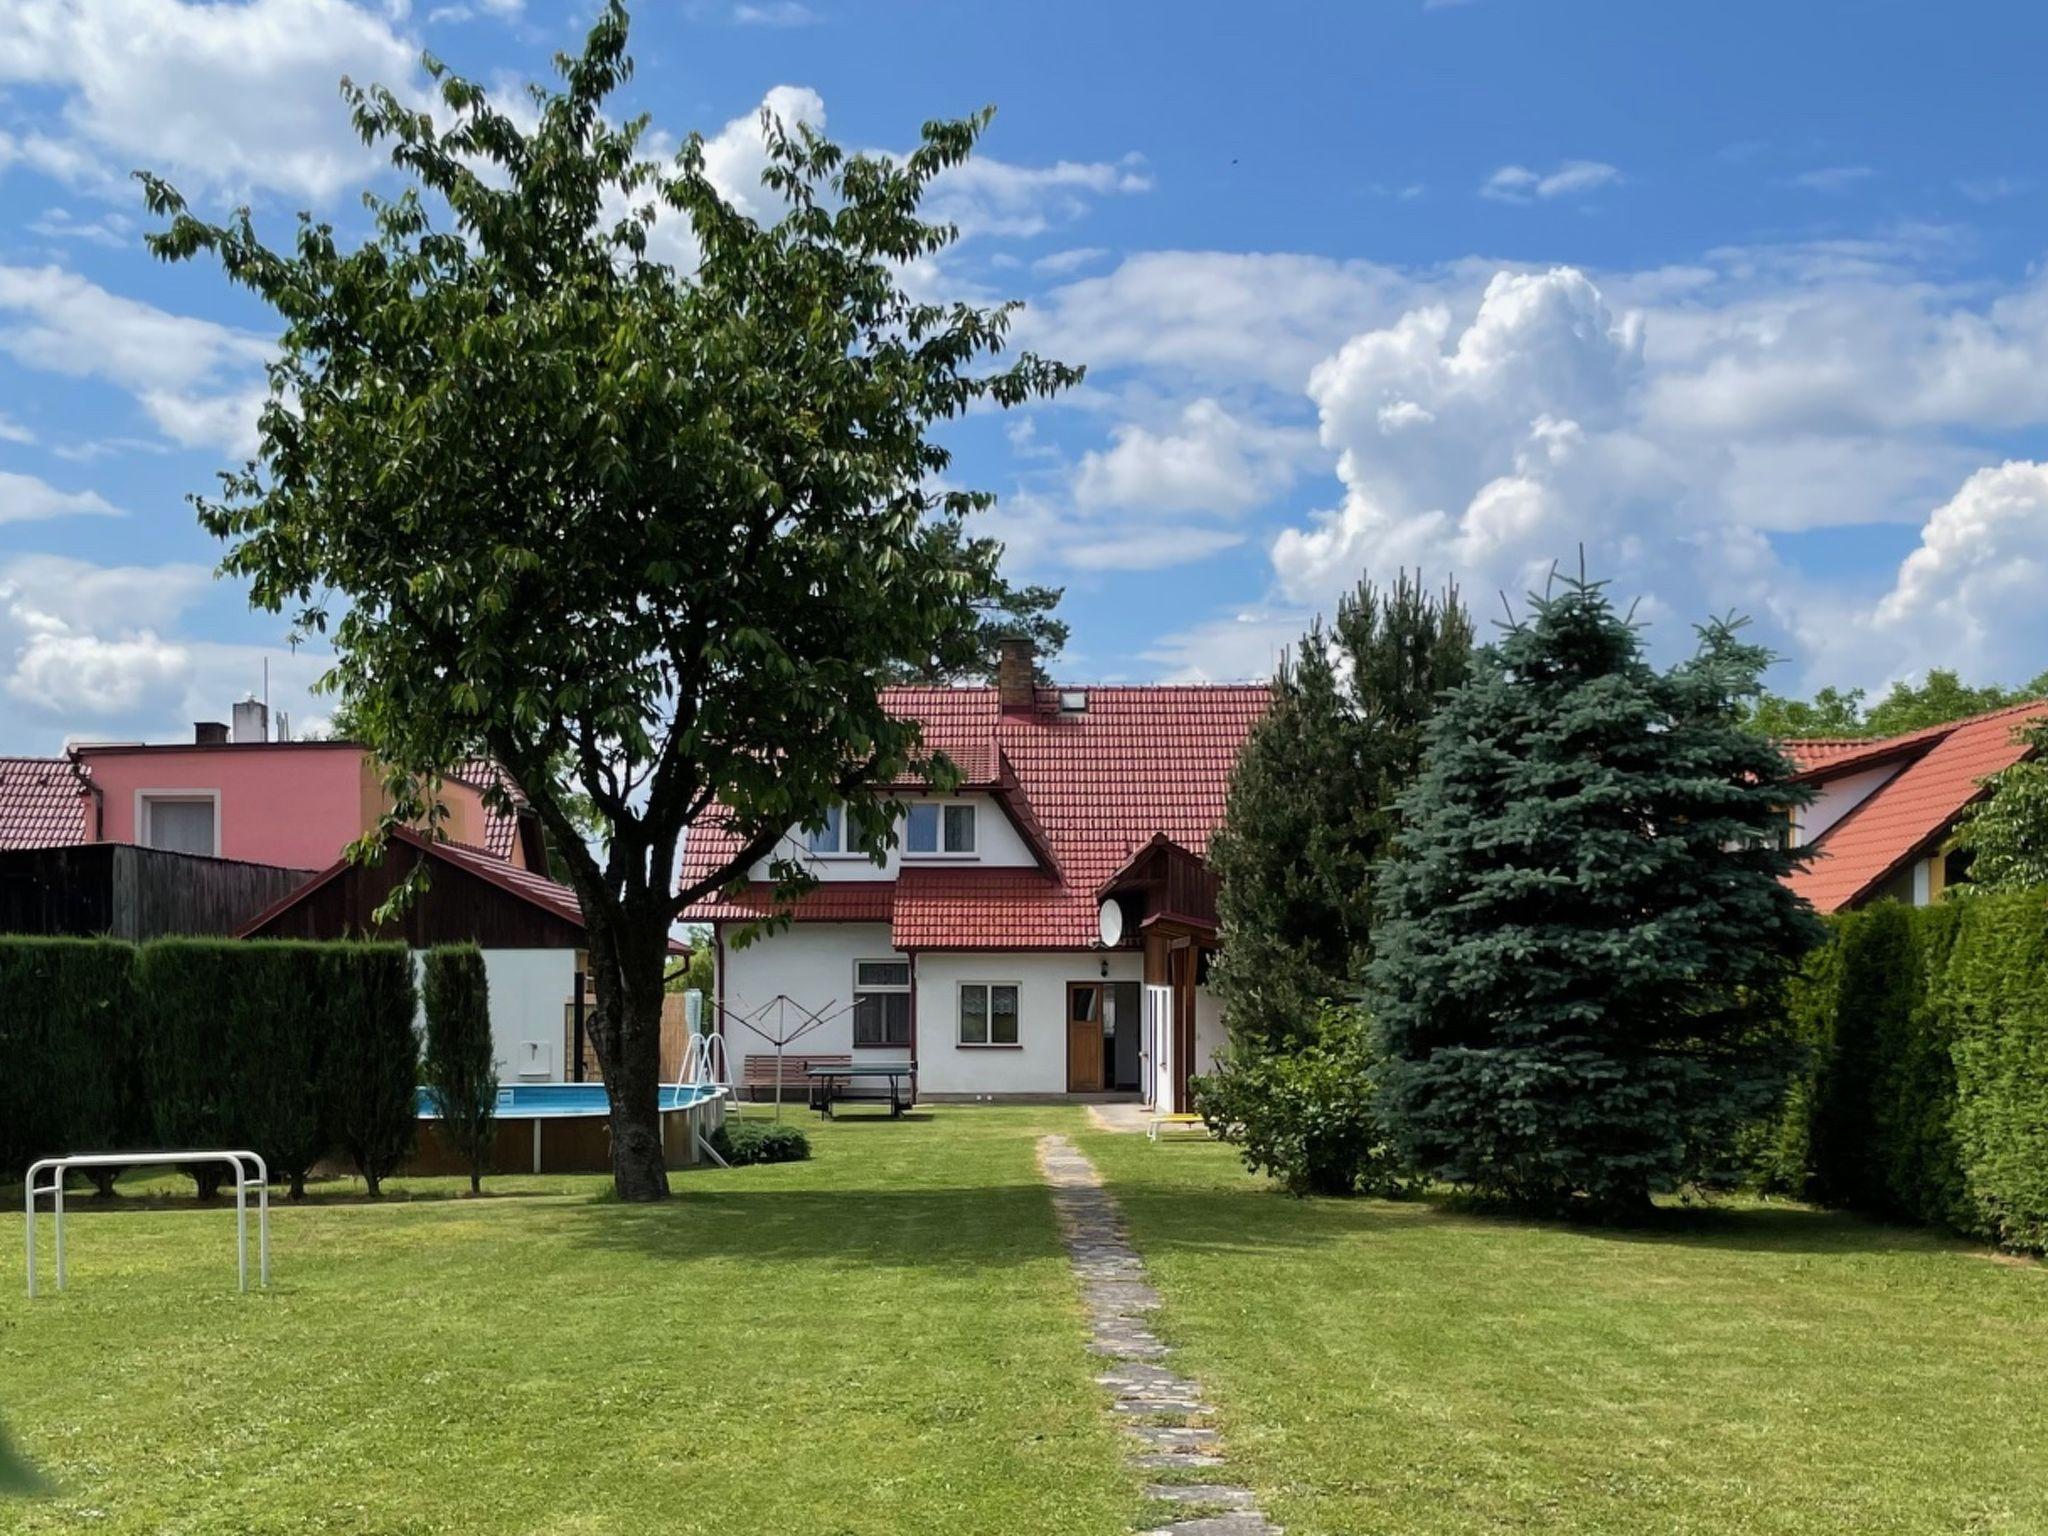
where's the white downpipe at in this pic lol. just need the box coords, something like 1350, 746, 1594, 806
26, 1150, 269, 1298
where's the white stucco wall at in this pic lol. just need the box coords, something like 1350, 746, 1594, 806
745, 792, 1038, 882
717, 923, 909, 1082
1795, 763, 1903, 846
411, 947, 578, 1084
911, 949, 1144, 1096
715, 925, 1173, 1096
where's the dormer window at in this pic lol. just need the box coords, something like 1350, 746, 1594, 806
906, 801, 975, 856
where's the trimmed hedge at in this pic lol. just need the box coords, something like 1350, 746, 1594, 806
0, 938, 140, 1194
423, 944, 496, 1193
1760, 889, 2048, 1251
3, 936, 417, 1198
323, 945, 420, 1197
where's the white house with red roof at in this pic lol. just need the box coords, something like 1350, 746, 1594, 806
680, 639, 1267, 1110
1783, 699, 2048, 911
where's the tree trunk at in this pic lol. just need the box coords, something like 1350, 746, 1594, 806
586, 906, 673, 1202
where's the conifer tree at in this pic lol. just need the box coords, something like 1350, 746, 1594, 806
1370, 570, 1822, 1217
1209, 573, 1472, 1053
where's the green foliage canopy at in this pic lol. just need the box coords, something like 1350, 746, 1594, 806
1954, 719, 2048, 891
139, 5, 1074, 1198
1741, 667, 2048, 741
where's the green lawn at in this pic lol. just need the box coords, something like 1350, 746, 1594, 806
0, 1107, 1138, 1536
7, 1108, 2045, 1535
1081, 1126, 2048, 1536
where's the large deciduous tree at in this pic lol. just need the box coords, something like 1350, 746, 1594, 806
1207, 573, 1472, 1054
1370, 570, 1823, 1218
141, 5, 1076, 1199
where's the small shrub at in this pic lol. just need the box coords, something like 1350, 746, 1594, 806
423, 945, 496, 1193
710, 1119, 811, 1166
1192, 1001, 1399, 1198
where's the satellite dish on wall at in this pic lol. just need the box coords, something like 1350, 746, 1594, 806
1097, 897, 1125, 948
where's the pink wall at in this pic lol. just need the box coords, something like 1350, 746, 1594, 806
79, 745, 374, 871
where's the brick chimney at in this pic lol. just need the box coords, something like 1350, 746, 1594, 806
194, 721, 229, 745
996, 635, 1037, 714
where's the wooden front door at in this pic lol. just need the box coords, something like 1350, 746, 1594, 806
1066, 982, 1104, 1093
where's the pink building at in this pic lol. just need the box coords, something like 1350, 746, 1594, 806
0, 702, 543, 873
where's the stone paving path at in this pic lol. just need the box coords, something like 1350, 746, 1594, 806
1036, 1134, 1281, 1536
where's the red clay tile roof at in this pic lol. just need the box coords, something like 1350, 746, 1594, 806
1779, 738, 1877, 773
0, 756, 93, 850
1780, 717, 1971, 781
891, 866, 1067, 949
453, 757, 527, 861
687, 880, 897, 925
678, 684, 1269, 949
1786, 701, 2048, 913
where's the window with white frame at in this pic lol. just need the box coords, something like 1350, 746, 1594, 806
905, 801, 976, 856
803, 804, 849, 856
958, 982, 1019, 1046
139, 793, 218, 856
852, 960, 911, 1048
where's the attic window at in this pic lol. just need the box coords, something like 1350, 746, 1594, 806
907, 801, 975, 855
1057, 690, 1088, 713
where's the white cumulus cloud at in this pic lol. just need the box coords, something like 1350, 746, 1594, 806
1074, 400, 1311, 515
0, 0, 425, 203
0, 264, 273, 455
1870, 462, 2048, 680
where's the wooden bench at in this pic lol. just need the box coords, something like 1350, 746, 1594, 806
743, 1053, 850, 1102
1148, 1111, 1211, 1143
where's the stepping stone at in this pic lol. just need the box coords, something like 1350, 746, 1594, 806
1114, 1398, 1210, 1418
1137, 1515, 1281, 1536
1131, 1450, 1228, 1470
1099, 1363, 1198, 1393
1127, 1425, 1221, 1450
1143, 1485, 1257, 1510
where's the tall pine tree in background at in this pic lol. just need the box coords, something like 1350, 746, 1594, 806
1370, 571, 1822, 1217
1209, 573, 1473, 1054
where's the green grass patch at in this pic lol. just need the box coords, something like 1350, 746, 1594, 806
1082, 1127, 2048, 1536
1, 1106, 1135, 1535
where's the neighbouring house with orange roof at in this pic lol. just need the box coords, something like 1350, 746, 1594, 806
1782, 699, 2048, 913
679, 638, 1268, 1111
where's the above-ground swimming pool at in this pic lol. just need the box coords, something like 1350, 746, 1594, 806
410, 1080, 728, 1174
416, 1082, 724, 1119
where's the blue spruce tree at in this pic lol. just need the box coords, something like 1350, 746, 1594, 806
1370, 570, 1822, 1217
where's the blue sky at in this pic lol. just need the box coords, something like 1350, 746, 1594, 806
4, 0, 2048, 753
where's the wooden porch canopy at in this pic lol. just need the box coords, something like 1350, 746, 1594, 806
1098, 834, 1219, 1114
1096, 832, 1221, 941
